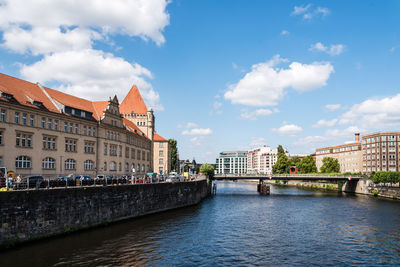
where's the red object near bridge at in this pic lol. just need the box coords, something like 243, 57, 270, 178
289, 166, 298, 175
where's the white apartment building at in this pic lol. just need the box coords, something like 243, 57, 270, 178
215, 151, 248, 174
247, 146, 278, 175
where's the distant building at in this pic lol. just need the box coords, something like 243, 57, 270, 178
179, 159, 201, 174
153, 133, 171, 175
361, 132, 400, 174
215, 151, 248, 174
247, 146, 278, 175
316, 133, 362, 173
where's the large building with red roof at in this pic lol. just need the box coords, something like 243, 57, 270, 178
0, 72, 160, 178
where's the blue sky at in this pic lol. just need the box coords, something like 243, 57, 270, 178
1, 0, 400, 163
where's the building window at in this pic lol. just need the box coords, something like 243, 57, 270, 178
137, 150, 141, 160
22, 113, 27, 125
141, 165, 145, 172
15, 112, 20, 124
64, 122, 68, 132
104, 161, 107, 171
92, 128, 96, 137
42, 157, 56, 169
88, 127, 91, 136
125, 163, 129, 172
16, 133, 33, 148
83, 125, 87, 135
16, 156, 31, 169
41, 117, 46, 128
104, 143, 108, 155
110, 144, 117, 156
0, 157, 2, 167
65, 139, 77, 152
147, 152, 150, 161
159, 158, 164, 164
0, 131, 2, 145
125, 147, 129, 158
69, 123, 73, 133
43, 136, 56, 150
54, 120, 58, 130
119, 145, 122, 157
84, 141, 95, 154
47, 118, 52, 129
1, 109, 6, 122
131, 148, 135, 159
159, 142, 164, 148
142, 151, 145, 160
159, 150, 164, 157
75, 124, 78, 134
30, 115, 34, 126
65, 159, 76, 170
118, 162, 122, 171
84, 160, 94, 171
137, 164, 140, 172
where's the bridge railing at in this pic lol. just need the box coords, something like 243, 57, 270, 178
214, 173, 366, 179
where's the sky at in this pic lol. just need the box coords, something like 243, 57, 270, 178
0, 0, 400, 163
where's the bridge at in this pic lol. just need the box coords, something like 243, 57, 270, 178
213, 174, 363, 182
213, 174, 364, 194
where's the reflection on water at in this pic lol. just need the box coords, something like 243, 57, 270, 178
1, 181, 400, 266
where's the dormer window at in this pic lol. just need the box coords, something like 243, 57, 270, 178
33, 100, 43, 107
0, 92, 13, 100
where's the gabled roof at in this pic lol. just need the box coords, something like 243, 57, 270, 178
45, 86, 94, 112
122, 118, 149, 139
154, 132, 167, 142
92, 101, 109, 121
0, 73, 59, 113
120, 85, 148, 114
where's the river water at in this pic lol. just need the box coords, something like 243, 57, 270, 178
1, 181, 400, 266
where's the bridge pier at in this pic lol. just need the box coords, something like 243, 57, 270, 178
258, 180, 270, 195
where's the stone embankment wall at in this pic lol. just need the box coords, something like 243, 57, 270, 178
0, 179, 209, 248
350, 179, 400, 199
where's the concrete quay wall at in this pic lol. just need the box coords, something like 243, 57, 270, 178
0, 179, 210, 248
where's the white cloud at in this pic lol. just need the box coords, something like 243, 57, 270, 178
310, 42, 345, 56
240, 108, 277, 120
291, 4, 312, 16
325, 104, 341, 111
20, 49, 163, 110
312, 119, 338, 128
292, 4, 330, 19
224, 55, 334, 107
281, 30, 290, 36
185, 122, 198, 128
339, 93, 400, 129
0, 0, 170, 110
0, 0, 170, 51
272, 124, 303, 136
182, 128, 213, 136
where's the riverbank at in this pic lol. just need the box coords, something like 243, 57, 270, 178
0, 179, 210, 249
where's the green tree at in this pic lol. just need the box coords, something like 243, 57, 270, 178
297, 155, 317, 174
273, 154, 289, 174
288, 156, 301, 168
168, 139, 178, 171
320, 157, 340, 173
200, 164, 215, 179
277, 145, 285, 157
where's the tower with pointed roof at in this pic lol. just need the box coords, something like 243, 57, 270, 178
120, 85, 155, 141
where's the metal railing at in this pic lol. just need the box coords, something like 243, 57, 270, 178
1, 176, 203, 192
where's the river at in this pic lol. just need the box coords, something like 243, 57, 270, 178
1, 181, 400, 266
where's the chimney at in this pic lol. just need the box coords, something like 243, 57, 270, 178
355, 133, 360, 142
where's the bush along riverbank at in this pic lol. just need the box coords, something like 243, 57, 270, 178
271, 180, 339, 191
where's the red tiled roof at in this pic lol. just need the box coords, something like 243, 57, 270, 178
120, 85, 148, 114
45, 86, 94, 112
154, 132, 167, 141
0, 73, 59, 113
92, 101, 109, 121
122, 118, 149, 139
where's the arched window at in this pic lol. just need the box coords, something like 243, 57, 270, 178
131, 163, 135, 172
16, 156, 31, 169
104, 161, 107, 171
125, 163, 129, 172
118, 162, 122, 171
84, 160, 94, 171
141, 164, 144, 172
110, 161, 116, 171
137, 164, 140, 173
65, 159, 76, 170
42, 157, 55, 169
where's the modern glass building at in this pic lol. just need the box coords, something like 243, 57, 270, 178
215, 151, 248, 174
